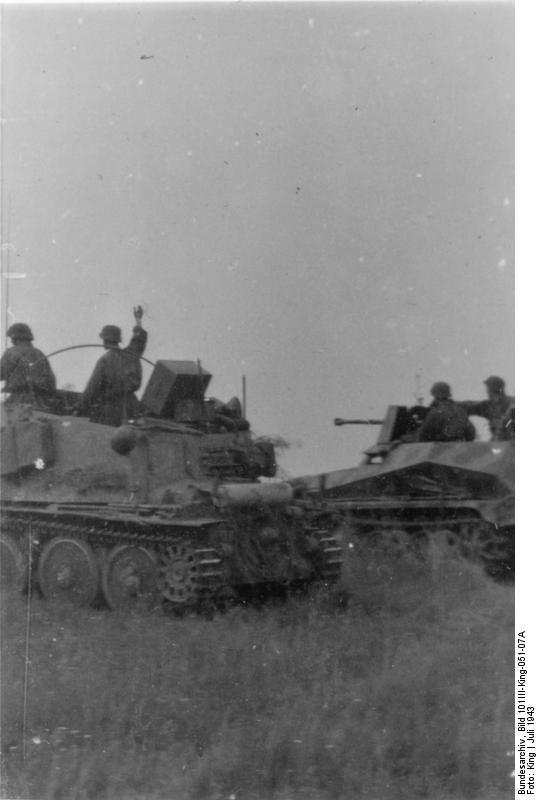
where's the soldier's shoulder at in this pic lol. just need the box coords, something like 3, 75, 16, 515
92, 349, 112, 367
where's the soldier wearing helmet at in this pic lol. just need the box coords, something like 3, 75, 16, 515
0, 322, 56, 406
79, 306, 147, 426
460, 376, 514, 441
417, 382, 476, 443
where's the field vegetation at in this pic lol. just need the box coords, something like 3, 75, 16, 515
1, 540, 514, 800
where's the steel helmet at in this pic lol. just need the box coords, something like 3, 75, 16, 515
484, 375, 505, 392
99, 325, 122, 344
430, 381, 451, 400
110, 425, 137, 455
224, 397, 243, 418
7, 322, 33, 341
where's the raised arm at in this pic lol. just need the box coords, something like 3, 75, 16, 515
125, 305, 147, 357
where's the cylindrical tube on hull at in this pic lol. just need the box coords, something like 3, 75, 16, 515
215, 481, 294, 508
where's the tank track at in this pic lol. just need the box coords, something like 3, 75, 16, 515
0, 511, 227, 611
341, 514, 514, 581
1, 508, 346, 611
310, 526, 344, 583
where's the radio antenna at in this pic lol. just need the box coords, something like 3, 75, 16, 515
415, 371, 424, 406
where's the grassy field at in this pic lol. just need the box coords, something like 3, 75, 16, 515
0, 540, 514, 800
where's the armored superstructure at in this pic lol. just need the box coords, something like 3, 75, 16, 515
294, 405, 514, 579
0, 358, 342, 611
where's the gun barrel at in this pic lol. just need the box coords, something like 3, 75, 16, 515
334, 417, 384, 426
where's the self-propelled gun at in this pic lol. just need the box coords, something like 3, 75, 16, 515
1, 359, 342, 611
293, 405, 514, 579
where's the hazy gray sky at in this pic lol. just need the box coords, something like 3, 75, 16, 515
0, 2, 514, 475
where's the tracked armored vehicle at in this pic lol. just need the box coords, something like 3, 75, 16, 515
0, 358, 341, 611
293, 405, 514, 580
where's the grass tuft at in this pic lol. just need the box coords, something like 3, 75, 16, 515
1, 542, 513, 799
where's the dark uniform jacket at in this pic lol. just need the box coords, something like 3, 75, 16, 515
0, 342, 56, 406
461, 396, 515, 441
81, 326, 147, 426
418, 399, 476, 443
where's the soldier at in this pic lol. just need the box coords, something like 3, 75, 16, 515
399, 405, 428, 442
418, 382, 476, 443
0, 322, 56, 407
211, 396, 250, 432
461, 376, 514, 441
79, 306, 147, 426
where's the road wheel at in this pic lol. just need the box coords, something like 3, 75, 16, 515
38, 537, 99, 606
382, 528, 414, 557
101, 545, 159, 612
457, 522, 492, 562
0, 534, 25, 592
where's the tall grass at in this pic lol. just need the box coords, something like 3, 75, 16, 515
1, 540, 513, 800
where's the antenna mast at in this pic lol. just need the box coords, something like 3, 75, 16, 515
415, 371, 424, 406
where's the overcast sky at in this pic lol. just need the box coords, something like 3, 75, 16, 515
0, 1, 514, 475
